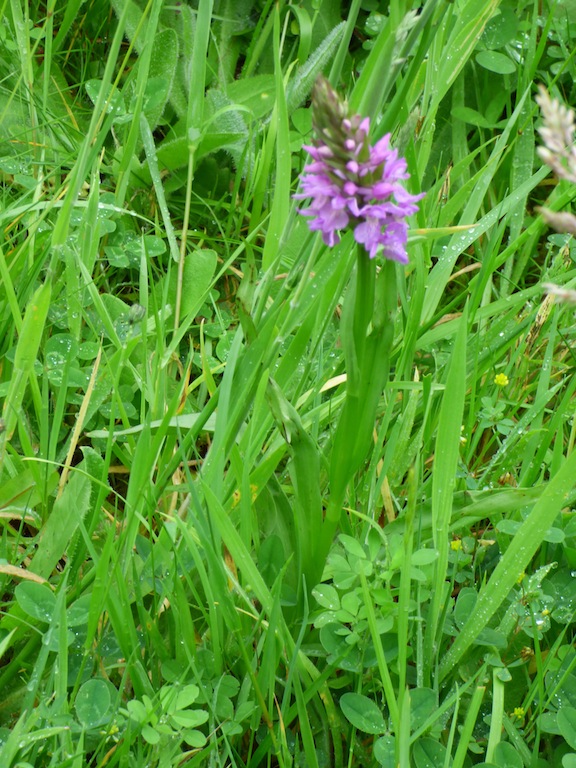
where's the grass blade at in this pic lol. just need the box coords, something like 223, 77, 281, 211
423, 304, 468, 685
439, 445, 576, 682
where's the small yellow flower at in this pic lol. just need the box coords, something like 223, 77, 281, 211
232, 485, 259, 507
520, 646, 534, 661
541, 608, 550, 617
494, 373, 509, 387
450, 539, 462, 551
517, 571, 526, 584
512, 706, 525, 719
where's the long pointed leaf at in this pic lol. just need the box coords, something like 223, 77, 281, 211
439, 447, 576, 682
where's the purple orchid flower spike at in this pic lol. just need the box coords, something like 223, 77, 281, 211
294, 77, 424, 263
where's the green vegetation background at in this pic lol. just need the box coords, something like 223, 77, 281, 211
1, 1, 576, 766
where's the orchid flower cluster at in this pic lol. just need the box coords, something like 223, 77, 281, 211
535, 86, 576, 305
536, 84, 576, 185
535, 85, 576, 238
294, 77, 423, 263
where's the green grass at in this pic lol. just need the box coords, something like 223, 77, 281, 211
1, 0, 576, 766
